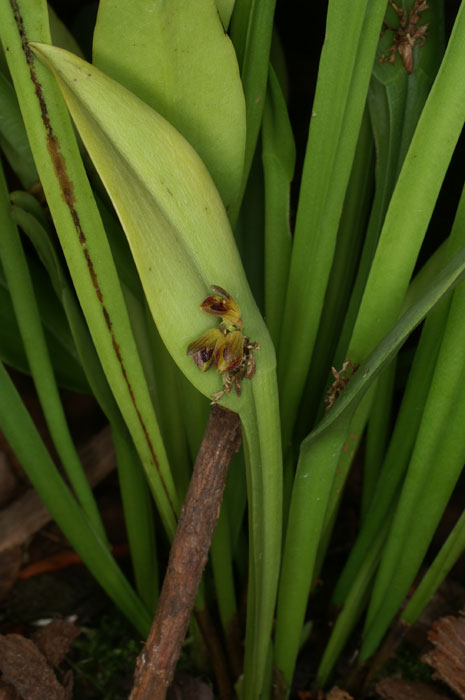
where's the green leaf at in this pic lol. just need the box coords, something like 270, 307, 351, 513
0, 0, 178, 539
31, 43, 272, 402
9, 204, 65, 297
348, 1, 465, 362
277, 0, 387, 444
334, 0, 444, 369
48, 4, 85, 58
11, 198, 159, 612
402, 506, 465, 625
10, 189, 51, 231
216, 0, 235, 28
274, 231, 465, 691
32, 43, 282, 697
0, 259, 89, 393
262, 64, 295, 345
93, 0, 245, 211
0, 360, 151, 637
0, 69, 38, 187
0, 161, 106, 540
317, 520, 389, 687
228, 0, 277, 226
362, 267, 465, 659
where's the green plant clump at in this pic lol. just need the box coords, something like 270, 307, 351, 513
1, 0, 465, 697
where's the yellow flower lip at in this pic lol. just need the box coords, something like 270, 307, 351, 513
215, 329, 245, 373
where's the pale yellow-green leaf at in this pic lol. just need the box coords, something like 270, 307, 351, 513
30, 43, 272, 408
93, 0, 245, 211
32, 45, 282, 694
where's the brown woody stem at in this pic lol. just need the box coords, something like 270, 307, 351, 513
130, 404, 242, 700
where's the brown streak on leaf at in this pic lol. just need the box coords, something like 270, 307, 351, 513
9, 0, 175, 518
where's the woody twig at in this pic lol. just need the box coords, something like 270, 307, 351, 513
130, 403, 242, 700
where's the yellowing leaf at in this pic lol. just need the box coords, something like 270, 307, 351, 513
30, 43, 271, 404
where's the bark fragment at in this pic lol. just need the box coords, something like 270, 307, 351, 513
422, 612, 465, 699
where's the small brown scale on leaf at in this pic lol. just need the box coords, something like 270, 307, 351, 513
379, 0, 430, 74
325, 359, 359, 412
187, 286, 260, 402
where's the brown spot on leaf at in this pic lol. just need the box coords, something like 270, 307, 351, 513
325, 360, 359, 412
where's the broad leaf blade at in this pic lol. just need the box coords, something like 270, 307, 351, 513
93, 0, 245, 211
32, 43, 282, 696
31, 43, 273, 404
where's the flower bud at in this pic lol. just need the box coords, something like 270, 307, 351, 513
215, 329, 245, 373
201, 285, 243, 329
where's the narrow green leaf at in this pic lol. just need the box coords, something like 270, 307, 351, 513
362, 361, 396, 517
274, 231, 465, 691
240, 372, 282, 698
229, 0, 276, 226
0, 0, 178, 538
348, 1, 465, 362
10, 189, 51, 230
274, 410, 356, 692
402, 238, 449, 313
9, 204, 64, 296
311, 245, 465, 444
332, 170, 465, 606
210, 504, 241, 674
276, 9, 465, 676
229, 0, 251, 70
317, 521, 389, 688
12, 199, 160, 610
0, 161, 106, 541
0, 257, 89, 393
262, 65, 295, 345
362, 278, 465, 659
0, 69, 38, 187
297, 107, 374, 436
333, 0, 443, 368
234, 147, 265, 309
278, 0, 387, 445
112, 428, 158, 613
402, 506, 465, 625
0, 360, 150, 637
